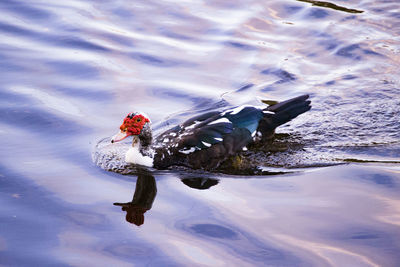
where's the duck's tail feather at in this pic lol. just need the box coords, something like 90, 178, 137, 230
267, 94, 311, 127
257, 94, 311, 138
266, 94, 310, 113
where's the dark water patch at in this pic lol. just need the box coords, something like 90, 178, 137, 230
350, 232, 380, 240
0, 107, 88, 135
335, 44, 382, 60
305, 52, 317, 58
325, 80, 335, 85
274, 69, 297, 81
340, 15, 358, 22
46, 60, 99, 79
284, 5, 304, 14
333, 227, 398, 251
362, 48, 382, 56
54, 37, 111, 52
390, 12, 400, 19
152, 88, 190, 99
228, 227, 303, 264
342, 74, 357, 80
177, 217, 303, 265
313, 31, 331, 38
190, 224, 238, 239
336, 44, 362, 60
260, 68, 297, 82
259, 78, 297, 91
318, 39, 339, 51
307, 8, 330, 19
111, 7, 135, 18
360, 173, 397, 188
101, 32, 134, 47
0, 0, 53, 21
297, 0, 363, 14
371, 8, 385, 13
224, 41, 256, 51
0, 21, 37, 37
260, 85, 274, 92
236, 83, 254, 92
58, 24, 81, 33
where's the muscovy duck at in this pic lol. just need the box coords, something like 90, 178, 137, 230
111, 94, 311, 171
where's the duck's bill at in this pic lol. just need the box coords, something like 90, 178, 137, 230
111, 131, 131, 143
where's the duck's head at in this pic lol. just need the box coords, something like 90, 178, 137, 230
111, 112, 151, 143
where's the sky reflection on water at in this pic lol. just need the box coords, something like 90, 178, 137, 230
0, 0, 400, 266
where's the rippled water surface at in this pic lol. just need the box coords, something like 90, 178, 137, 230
1, 0, 400, 266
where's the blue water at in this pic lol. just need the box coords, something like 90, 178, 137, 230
1, 0, 400, 266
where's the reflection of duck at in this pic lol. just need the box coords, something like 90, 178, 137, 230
181, 177, 219, 190
111, 95, 311, 172
114, 171, 157, 226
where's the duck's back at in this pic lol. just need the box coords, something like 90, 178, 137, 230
153, 95, 311, 171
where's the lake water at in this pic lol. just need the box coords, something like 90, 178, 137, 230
1, 0, 400, 266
